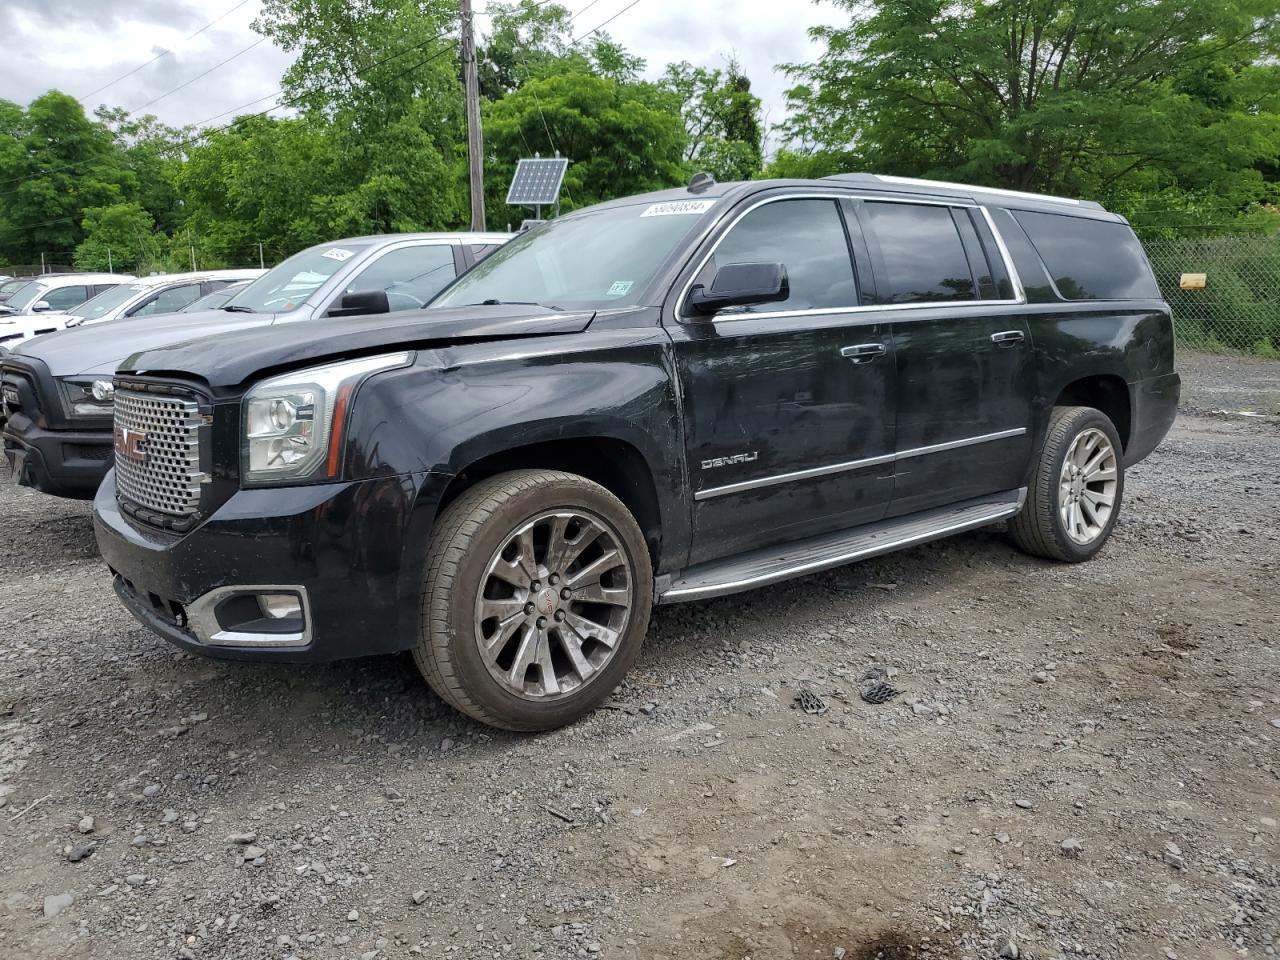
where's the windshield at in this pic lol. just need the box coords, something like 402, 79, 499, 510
0, 280, 28, 298
182, 284, 245, 313
225, 242, 373, 313
6, 282, 48, 311
74, 283, 147, 320
432, 199, 717, 310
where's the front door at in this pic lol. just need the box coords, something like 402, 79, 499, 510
669, 196, 898, 567
856, 199, 1035, 516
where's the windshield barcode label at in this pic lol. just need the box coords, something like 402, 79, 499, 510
640, 200, 716, 217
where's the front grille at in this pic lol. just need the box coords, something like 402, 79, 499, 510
114, 389, 207, 517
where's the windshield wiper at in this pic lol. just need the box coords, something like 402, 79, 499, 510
221, 305, 255, 313
470, 299, 565, 310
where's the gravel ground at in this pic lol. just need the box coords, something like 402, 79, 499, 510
1, 351, 1277, 960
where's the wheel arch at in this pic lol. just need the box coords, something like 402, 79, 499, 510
436, 436, 667, 568
1053, 374, 1131, 452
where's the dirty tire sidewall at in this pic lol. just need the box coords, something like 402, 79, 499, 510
416, 470, 653, 732
1009, 405, 1126, 563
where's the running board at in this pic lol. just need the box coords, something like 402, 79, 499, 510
657, 488, 1026, 603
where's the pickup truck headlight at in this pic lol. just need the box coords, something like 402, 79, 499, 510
59, 378, 116, 418
242, 352, 411, 484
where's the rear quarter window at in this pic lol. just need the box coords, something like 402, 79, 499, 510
1012, 210, 1160, 301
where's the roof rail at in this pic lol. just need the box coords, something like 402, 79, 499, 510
823, 173, 1101, 209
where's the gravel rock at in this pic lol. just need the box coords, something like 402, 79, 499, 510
76, 816, 94, 834
42, 894, 73, 919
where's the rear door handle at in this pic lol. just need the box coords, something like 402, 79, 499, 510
840, 343, 887, 364
991, 330, 1026, 346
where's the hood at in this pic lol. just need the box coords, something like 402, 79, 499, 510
11, 309, 275, 378
121, 304, 596, 388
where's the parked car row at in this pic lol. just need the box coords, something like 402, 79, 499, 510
3, 175, 1180, 733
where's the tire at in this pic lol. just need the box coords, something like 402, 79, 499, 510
1009, 405, 1125, 563
415, 470, 653, 731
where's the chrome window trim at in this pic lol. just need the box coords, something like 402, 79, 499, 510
694, 427, 1027, 501
674, 192, 1026, 324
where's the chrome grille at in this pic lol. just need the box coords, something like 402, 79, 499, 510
114, 389, 207, 517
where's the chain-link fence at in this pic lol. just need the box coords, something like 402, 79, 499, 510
1143, 236, 1280, 358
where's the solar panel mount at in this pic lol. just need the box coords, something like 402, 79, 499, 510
506, 157, 569, 207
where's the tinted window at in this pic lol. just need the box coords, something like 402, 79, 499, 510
343, 244, 457, 312
696, 199, 856, 314
863, 202, 976, 303
990, 209, 1057, 303
1013, 210, 1160, 300
468, 244, 502, 263
42, 285, 90, 311
131, 283, 204, 317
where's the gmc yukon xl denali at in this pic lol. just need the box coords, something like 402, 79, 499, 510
93, 175, 1180, 731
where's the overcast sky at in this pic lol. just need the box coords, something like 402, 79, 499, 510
1, 0, 843, 143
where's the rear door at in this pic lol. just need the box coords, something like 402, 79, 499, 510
669, 194, 897, 566
856, 199, 1034, 516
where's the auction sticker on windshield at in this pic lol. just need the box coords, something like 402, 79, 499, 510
606, 281, 634, 297
640, 199, 716, 217
322, 248, 355, 261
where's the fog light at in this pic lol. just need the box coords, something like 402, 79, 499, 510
259, 594, 302, 620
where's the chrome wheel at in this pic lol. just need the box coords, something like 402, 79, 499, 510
1058, 427, 1118, 545
474, 509, 634, 701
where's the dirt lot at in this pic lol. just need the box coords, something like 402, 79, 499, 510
1, 352, 1277, 960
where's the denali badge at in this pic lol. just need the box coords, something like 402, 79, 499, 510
701, 451, 758, 470
113, 424, 148, 462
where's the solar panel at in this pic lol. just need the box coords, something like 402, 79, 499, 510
506, 158, 569, 206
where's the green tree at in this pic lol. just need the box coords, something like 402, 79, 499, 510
782, 0, 1280, 229
483, 67, 687, 218
0, 92, 133, 264
664, 59, 764, 181
73, 202, 161, 272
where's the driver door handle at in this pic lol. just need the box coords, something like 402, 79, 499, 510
840, 343, 887, 364
991, 330, 1026, 346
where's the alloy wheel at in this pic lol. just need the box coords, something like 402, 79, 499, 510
473, 509, 634, 700
1058, 427, 1118, 545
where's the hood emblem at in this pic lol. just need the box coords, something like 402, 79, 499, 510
114, 425, 148, 463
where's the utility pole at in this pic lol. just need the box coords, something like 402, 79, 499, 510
258, 241, 265, 270
460, 0, 486, 231
107, 248, 113, 273
188, 230, 196, 271
40, 251, 46, 273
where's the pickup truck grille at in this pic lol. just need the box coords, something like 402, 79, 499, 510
114, 389, 207, 517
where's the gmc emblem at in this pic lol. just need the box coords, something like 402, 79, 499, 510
113, 425, 148, 462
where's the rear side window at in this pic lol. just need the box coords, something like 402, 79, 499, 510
862, 202, 976, 303
697, 198, 857, 315
1012, 210, 1160, 300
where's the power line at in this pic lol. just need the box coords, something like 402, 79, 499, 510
77, 0, 258, 102
570, 0, 641, 45
133, 37, 268, 111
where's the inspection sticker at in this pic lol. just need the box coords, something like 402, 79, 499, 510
640, 199, 716, 217
322, 248, 355, 261
607, 281, 634, 297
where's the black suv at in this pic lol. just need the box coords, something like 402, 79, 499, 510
93, 175, 1179, 731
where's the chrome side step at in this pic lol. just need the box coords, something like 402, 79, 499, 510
657, 488, 1026, 603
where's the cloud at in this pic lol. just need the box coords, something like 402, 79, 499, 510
4, 0, 844, 140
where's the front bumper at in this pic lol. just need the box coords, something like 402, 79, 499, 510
3, 415, 111, 498
94, 469, 448, 662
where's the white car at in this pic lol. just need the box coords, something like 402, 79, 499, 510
0, 273, 133, 324
0, 269, 262, 347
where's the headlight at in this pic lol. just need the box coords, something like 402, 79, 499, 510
59, 378, 115, 418
241, 352, 412, 484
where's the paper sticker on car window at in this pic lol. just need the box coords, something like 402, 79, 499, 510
607, 281, 634, 297
322, 248, 355, 261
640, 199, 716, 217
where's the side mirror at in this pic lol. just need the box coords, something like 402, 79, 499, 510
31, 300, 52, 313
328, 290, 391, 318
686, 262, 789, 317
